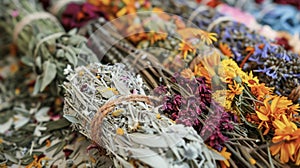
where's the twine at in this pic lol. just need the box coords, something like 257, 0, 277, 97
90, 95, 156, 145
207, 16, 234, 32
50, 0, 84, 16
33, 32, 64, 58
13, 12, 59, 43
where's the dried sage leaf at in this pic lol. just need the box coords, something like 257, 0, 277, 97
40, 60, 57, 91
45, 118, 70, 132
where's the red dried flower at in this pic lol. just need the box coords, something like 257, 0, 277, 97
61, 2, 104, 31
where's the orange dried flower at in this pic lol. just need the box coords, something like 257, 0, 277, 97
250, 83, 273, 101
255, 96, 298, 135
227, 80, 244, 100
147, 31, 167, 45
178, 42, 195, 60
219, 43, 233, 58
270, 115, 300, 164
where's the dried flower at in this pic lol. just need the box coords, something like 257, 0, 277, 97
250, 83, 273, 101
218, 147, 231, 168
116, 0, 146, 17
63, 63, 221, 167
181, 68, 195, 80
227, 81, 244, 100
219, 43, 233, 58
25, 155, 49, 168
178, 42, 196, 60
147, 31, 167, 45
193, 30, 218, 45
61, 2, 104, 30
270, 115, 300, 164
255, 96, 298, 135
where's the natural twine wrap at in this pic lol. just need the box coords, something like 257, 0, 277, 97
13, 12, 60, 42
90, 94, 154, 145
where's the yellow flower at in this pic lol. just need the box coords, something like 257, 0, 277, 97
88, 0, 110, 6
193, 29, 218, 45
270, 115, 300, 164
178, 42, 195, 60
219, 147, 231, 168
227, 80, 244, 100
249, 158, 256, 165
194, 63, 211, 84
116, 128, 125, 135
177, 28, 217, 45
219, 59, 240, 83
212, 90, 232, 110
147, 31, 167, 45
255, 96, 295, 135
244, 71, 259, 87
117, 0, 145, 17
10, 64, 19, 74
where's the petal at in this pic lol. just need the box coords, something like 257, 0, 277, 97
272, 136, 283, 143
270, 144, 281, 156
287, 143, 296, 156
273, 119, 286, 130
117, 7, 127, 17
271, 96, 279, 112
256, 111, 269, 121
280, 144, 290, 163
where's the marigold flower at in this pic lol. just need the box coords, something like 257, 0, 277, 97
250, 83, 273, 101
219, 59, 241, 83
178, 42, 196, 60
117, 0, 136, 17
147, 31, 167, 45
126, 24, 148, 43
255, 96, 298, 135
193, 63, 211, 84
219, 43, 233, 58
270, 115, 300, 164
243, 71, 259, 87
227, 81, 244, 100
193, 30, 218, 45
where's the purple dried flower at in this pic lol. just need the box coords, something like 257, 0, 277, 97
153, 85, 167, 95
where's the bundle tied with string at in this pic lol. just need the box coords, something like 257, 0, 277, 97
63, 63, 223, 168
0, 0, 98, 92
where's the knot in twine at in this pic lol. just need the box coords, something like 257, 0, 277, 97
90, 95, 156, 146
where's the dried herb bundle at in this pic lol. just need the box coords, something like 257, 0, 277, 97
153, 0, 300, 103
63, 63, 223, 167
0, 0, 98, 92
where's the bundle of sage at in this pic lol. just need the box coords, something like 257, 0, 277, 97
63, 63, 223, 167
0, 0, 98, 92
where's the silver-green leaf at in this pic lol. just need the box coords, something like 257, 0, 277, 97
40, 60, 57, 91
